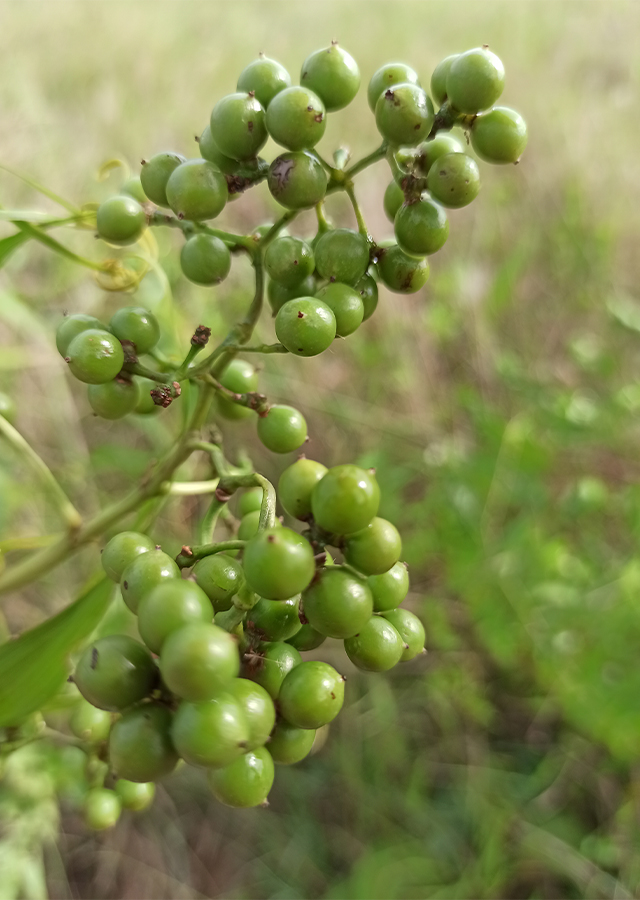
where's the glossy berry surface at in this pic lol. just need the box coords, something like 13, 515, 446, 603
275, 296, 336, 356
446, 47, 505, 113
115, 779, 155, 812
171, 693, 249, 767
382, 608, 426, 660
74, 635, 157, 711
268, 151, 327, 210
140, 152, 186, 207
311, 464, 380, 535
198, 126, 238, 173
268, 719, 316, 765
343, 517, 402, 575
268, 274, 317, 315
109, 306, 160, 354
69, 699, 112, 743
377, 243, 430, 294
165, 159, 227, 221
228, 679, 276, 750
160, 622, 240, 701
237, 55, 292, 108
430, 54, 459, 107
278, 457, 328, 520
210, 92, 268, 160
368, 561, 410, 611
355, 273, 379, 321
344, 616, 404, 671
300, 43, 360, 112
426, 152, 480, 208
257, 404, 308, 453
121, 175, 147, 204
287, 623, 326, 652
102, 530, 155, 582
109, 703, 179, 782
237, 510, 262, 541
243, 527, 315, 600
84, 788, 121, 831
315, 282, 364, 337
88, 378, 140, 420
279, 660, 345, 729
247, 595, 302, 643
415, 133, 465, 175
180, 233, 232, 285
217, 358, 258, 420
66, 329, 124, 385
375, 84, 434, 147
383, 180, 405, 223
245, 641, 301, 699
193, 553, 244, 611
238, 487, 264, 517
314, 228, 370, 285
96, 195, 146, 246
303, 566, 373, 639
367, 62, 420, 111
55, 314, 104, 357
265, 236, 315, 288
134, 377, 161, 415
208, 746, 274, 807
471, 106, 528, 164
266, 85, 326, 151
121, 549, 180, 614
137, 579, 213, 654
394, 198, 449, 257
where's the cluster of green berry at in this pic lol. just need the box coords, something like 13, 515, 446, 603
68, 460, 423, 826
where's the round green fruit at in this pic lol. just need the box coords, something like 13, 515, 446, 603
140, 152, 186, 207
88, 378, 140, 420
311, 464, 380, 535
381, 608, 425, 660
376, 243, 430, 294
266, 85, 326, 150
278, 457, 328, 520
414, 133, 465, 175
171, 693, 248, 767
216, 358, 258, 421
55, 314, 104, 357
66, 329, 124, 385
243, 527, 315, 600
470, 106, 528, 164
446, 47, 505, 113
84, 788, 121, 830
134, 377, 161, 415
137, 579, 213, 654
430, 54, 459, 107
315, 282, 364, 337
102, 531, 155, 583
268, 719, 316, 764
121, 549, 180, 614
74, 635, 157, 712
355, 273, 378, 321
165, 159, 227, 221
228, 678, 276, 749
96, 195, 146, 246
275, 296, 336, 356
343, 517, 402, 575
314, 228, 369, 285
368, 561, 410, 611
394, 198, 449, 257
375, 84, 434, 146
180, 233, 231, 285
121, 176, 147, 204
237, 510, 261, 541
238, 487, 263, 517
368, 62, 420, 111
300, 43, 360, 112
426, 152, 480, 208
210, 92, 268, 160
160, 622, 240, 701
208, 746, 274, 807
109, 306, 160, 354
286, 623, 326, 652
237, 55, 291, 108
193, 553, 244, 612
279, 660, 345, 729
303, 566, 373, 639
265, 236, 315, 288
244, 641, 301, 699
109, 703, 178, 782
383, 180, 404, 223
344, 616, 404, 672
198, 126, 238, 173
268, 274, 317, 316
115, 779, 155, 812
257, 404, 308, 454
268, 151, 327, 210
247, 595, 302, 643
69, 700, 111, 744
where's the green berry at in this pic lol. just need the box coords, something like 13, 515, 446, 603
109, 306, 160, 354
228, 679, 276, 750
268, 719, 315, 765
198, 126, 238, 173
394, 199, 449, 257
266, 86, 326, 150
171, 693, 249, 767
121, 549, 180, 614
368, 561, 409, 611
430, 54, 459, 107
268, 151, 327, 210
446, 47, 505, 113
257, 404, 308, 454
344, 616, 404, 671
381, 608, 426, 660
311, 464, 380, 535
66, 329, 124, 385
216, 358, 258, 421
426, 152, 480, 208
180, 233, 232, 286
471, 106, 528, 164
300, 43, 360, 112
303, 566, 373, 639
69, 699, 111, 743
268, 274, 317, 316
134, 377, 161, 415
88, 378, 140, 420
355, 272, 378, 321
210, 92, 268, 160
376, 243, 430, 294
414, 133, 465, 175
383, 180, 404, 223
247, 595, 302, 643
193, 554, 244, 612
375, 84, 434, 146
278, 457, 328, 520
315, 282, 364, 337
208, 746, 274, 807
55, 314, 105, 357
245, 641, 301, 699
140, 152, 186, 207
243, 527, 315, 600
121, 176, 147, 204
279, 660, 345, 729
237, 510, 261, 541
314, 228, 369, 285
109, 703, 178, 782
96, 195, 146, 246
238, 487, 264, 517
84, 788, 121, 830
74, 635, 157, 712
160, 622, 240, 701
275, 296, 336, 356
237, 55, 291, 108
165, 159, 227, 221
265, 236, 315, 288
343, 517, 402, 575
115, 779, 155, 811
286, 623, 326, 652
102, 531, 155, 582
368, 62, 420, 111
137, 580, 213, 654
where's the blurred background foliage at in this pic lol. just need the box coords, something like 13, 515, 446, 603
1, 1, 640, 897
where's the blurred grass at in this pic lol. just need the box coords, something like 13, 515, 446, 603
2, 1, 640, 898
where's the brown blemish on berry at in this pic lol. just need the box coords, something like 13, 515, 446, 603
270, 157, 295, 191
267, 534, 276, 543
314, 114, 323, 123
248, 121, 254, 132
90, 647, 99, 670
331, 692, 335, 699
297, 311, 305, 318
123, 580, 128, 590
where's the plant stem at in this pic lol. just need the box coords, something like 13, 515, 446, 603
257, 210, 299, 250
344, 181, 369, 238
124, 361, 170, 383
342, 143, 388, 180
167, 479, 220, 496
175, 539, 245, 568
146, 211, 255, 253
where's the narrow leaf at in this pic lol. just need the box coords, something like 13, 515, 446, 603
0, 232, 29, 268
15, 222, 103, 271
0, 163, 79, 213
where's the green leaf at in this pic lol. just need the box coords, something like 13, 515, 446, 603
0, 576, 114, 727
0, 232, 30, 269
